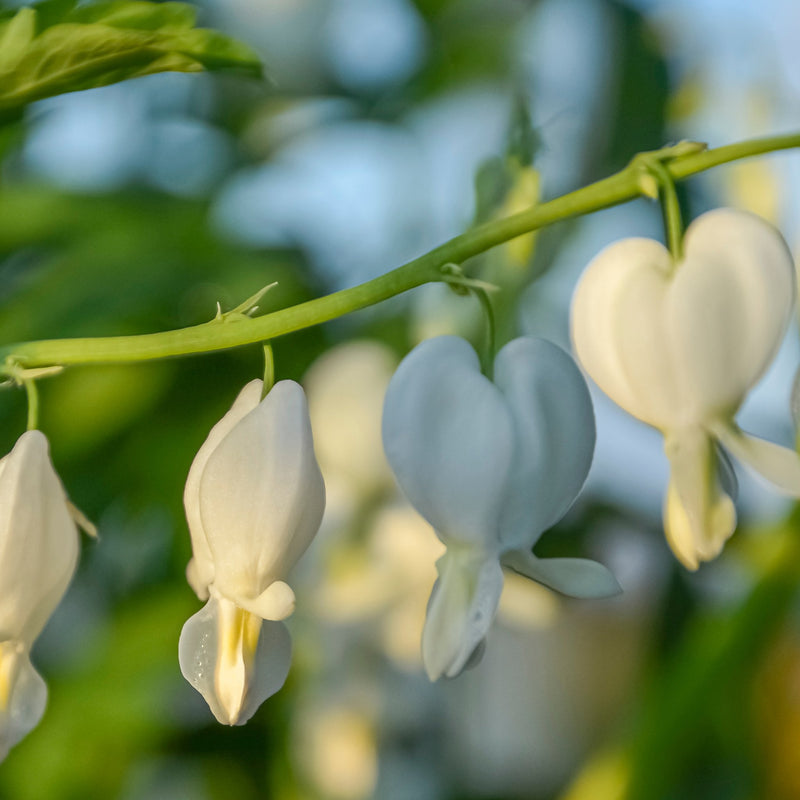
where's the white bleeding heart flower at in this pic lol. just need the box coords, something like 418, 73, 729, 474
0, 431, 83, 761
179, 379, 325, 725
382, 336, 620, 681
571, 208, 800, 570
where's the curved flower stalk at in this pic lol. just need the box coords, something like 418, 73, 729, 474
179, 379, 325, 725
382, 336, 621, 681
0, 431, 84, 761
571, 208, 800, 570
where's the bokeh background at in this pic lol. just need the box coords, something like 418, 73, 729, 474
2, 0, 800, 798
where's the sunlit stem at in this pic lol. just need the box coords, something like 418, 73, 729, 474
2, 133, 800, 372
22, 379, 38, 431
261, 343, 274, 400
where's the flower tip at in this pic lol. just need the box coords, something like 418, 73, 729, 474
663, 472, 736, 571
0, 647, 48, 759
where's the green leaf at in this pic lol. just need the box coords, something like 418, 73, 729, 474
0, 8, 37, 73
0, 0, 262, 120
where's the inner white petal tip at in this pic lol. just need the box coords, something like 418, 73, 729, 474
179, 598, 292, 727
421, 551, 504, 682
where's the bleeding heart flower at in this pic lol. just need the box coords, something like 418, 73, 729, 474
382, 336, 620, 681
571, 208, 800, 569
0, 431, 86, 761
179, 379, 325, 725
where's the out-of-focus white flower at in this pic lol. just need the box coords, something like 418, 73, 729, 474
179, 379, 325, 725
382, 336, 620, 681
0, 431, 83, 760
305, 340, 397, 516
294, 703, 378, 800
312, 503, 443, 670
571, 208, 800, 570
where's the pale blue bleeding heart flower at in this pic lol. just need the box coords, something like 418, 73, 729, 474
0, 430, 88, 761
382, 336, 620, 681
571, 208, 800, 570
179, 379, 325, 725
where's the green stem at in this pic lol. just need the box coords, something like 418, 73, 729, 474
648, 160, 684, 260
23, 379, 38, 430
261, 342, 274, 398
474, 288, 496, 379
2, 132, 800, 372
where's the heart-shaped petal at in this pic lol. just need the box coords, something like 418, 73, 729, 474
572, 209, 795, 430
382, 336, 514, 548
184, 380, 263, 600
198, 380, 325, 602
0, 431, 79, 644
493, 337, 596, 550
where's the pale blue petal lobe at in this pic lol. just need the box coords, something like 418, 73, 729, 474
382, 336, 514, 547
493, 338, 595, 550
501, 550, 621, 598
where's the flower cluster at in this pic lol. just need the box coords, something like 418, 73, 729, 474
3, 203, 798, 756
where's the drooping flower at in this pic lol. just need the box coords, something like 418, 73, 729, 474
179, 379, 325, 725
0, 431, 82, 760
571, 208, 800, 570
382, 336, 620, 681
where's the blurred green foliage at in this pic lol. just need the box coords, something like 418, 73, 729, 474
0, 0, 261, 121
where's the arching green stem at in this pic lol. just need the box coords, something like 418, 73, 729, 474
1, 133, 800, 373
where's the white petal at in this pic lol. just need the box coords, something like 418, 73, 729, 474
712, 420, 800, 496
571, 238, 676, 427
382, 336, 514, 547
571, 210, 796, 431
199, 380, 325, 601
668, 210, 795, 417
237, 580, 295, 621
663, 428, 737, 570
0, 431, 79, 643
792, 365, 800, 433
0, 642, 47, 762
501, 550, 621, 598
178, 596, 291, 726
421, 549, 504, 681
184, 380, 263, 600
493, 337, 595, 549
